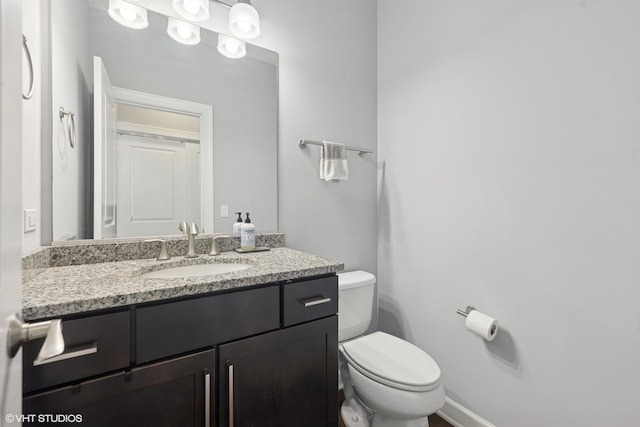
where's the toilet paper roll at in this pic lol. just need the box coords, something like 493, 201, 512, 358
465, 310, 498, 341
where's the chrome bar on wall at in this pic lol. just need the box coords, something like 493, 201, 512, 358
58, 107, 76, 148
298, 139, 373, 156
22, 35, 34, 100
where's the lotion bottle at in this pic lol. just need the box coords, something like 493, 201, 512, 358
233, 212, 243, 234
240, 212, 256, 250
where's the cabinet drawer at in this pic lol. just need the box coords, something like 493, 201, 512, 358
283, 276, 338, 327
136, 285, 280, 363
23, 311, 130, 393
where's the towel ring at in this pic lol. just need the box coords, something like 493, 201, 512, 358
22, 35, 34, 100
59, 107, 76, 148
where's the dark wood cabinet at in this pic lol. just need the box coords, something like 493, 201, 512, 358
23, 311, 130, 393
219, 316, 338, 427
136, 285, 280, 363
23, 275, 338, 427
24, 349, 214, 427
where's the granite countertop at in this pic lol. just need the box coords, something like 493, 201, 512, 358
23, 248, 344, 321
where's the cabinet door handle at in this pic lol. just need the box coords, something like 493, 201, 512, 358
204, 373, 211, 427
228, 364, 234, 427
32, 342, 97, 366
301, 296, 332, 307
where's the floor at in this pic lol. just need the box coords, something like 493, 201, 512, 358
337, 391, 453, 427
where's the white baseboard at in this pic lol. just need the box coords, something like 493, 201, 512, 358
436, 396, 496, 427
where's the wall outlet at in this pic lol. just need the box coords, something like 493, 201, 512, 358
220, 205, 229, 218
24, 209, 38, 233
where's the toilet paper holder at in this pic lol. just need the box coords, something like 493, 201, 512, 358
456, 305, 476, 317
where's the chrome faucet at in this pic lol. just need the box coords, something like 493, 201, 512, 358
209, 235, 230, 256
179, 221, 199, 258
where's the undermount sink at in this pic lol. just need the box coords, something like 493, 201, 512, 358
141, 263, 251, 279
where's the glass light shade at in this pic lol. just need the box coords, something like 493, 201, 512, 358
108, 0, 148, 30
167, 17, 201, 45
172, 0, 210, 22
217, 34, 246, 59
229, 2, 260, 39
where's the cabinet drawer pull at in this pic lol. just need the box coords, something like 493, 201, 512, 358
301, 297, 332, 307
32, 343, 97, 366
204, 372, 211, 427
228, 364, 234, 427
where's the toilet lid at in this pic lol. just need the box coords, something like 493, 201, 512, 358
338, 271, 376, 289
341, 332, 441, 392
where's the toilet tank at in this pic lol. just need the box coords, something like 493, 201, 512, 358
338, 271, 376, 342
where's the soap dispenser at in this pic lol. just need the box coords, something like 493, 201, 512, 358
240, 212, 255, 250
233, 212, 243, 234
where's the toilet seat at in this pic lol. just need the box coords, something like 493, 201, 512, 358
341, 332, 441, 393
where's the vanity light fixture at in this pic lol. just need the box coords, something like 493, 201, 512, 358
172, 0, 210, 22
228, 0, 260, 39
217, 34, 246, 59
108, 0, 149, 30
167, 17, 201, 45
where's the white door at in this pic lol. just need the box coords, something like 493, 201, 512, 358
116, 135, 187, 237
0, 0, 24, 421
93, 56, 117, 239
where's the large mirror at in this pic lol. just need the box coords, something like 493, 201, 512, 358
50, 0, 278, 241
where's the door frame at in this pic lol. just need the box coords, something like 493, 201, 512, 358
96, 85, 214, 235
0, 0, 24, 420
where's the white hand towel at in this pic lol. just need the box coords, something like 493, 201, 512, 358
320, 141, 349, 181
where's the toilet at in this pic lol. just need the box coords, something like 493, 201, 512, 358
338, 271, 445, 427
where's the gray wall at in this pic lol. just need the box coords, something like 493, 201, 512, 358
253, 0, 378, 277
378, 0, 640, 425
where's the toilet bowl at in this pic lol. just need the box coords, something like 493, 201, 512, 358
338, 271, 445, 427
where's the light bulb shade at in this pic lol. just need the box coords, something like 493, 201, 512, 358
172, 0, 210, 22
229, 2, 260, 39
217, 34, 246, 59
108, 0, 149, 29
167, 17, 201, 45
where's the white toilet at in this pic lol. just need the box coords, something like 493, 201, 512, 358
338, 271, 445, 427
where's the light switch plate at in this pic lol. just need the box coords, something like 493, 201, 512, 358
220, 205, 229, 218
24, 209, 37, 233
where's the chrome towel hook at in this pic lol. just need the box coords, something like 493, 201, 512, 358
22, 35, 35, 100
59, 107, 77, 148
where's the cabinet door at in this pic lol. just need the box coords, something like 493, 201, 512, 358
24, 349, 214, 427
219, 316, 338, 427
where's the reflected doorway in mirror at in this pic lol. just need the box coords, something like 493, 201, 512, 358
93, 56, 213, 239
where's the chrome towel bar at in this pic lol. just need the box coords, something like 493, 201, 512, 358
298, 139, 373, 156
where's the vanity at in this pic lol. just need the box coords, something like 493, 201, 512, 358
21, 236, 343, 427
